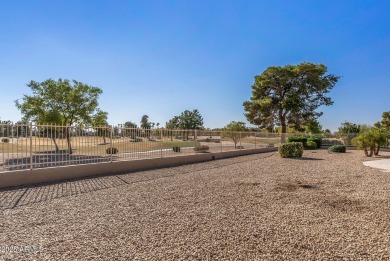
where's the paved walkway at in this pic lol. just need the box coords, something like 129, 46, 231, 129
363, 159, 390, 172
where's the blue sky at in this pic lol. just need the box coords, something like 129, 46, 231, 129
0, 0, 389, 131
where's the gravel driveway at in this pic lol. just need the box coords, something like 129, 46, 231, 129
1, 150, 390, 260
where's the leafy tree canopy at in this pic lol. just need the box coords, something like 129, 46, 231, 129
140, 115, 152, 129
167, 110, 204, 130
223, 121, 248, 132
91, 110, 108, 127
374, 111, 390, 130
338, 121, 361, 134
91, 110, 109, 143
304, 119, 323, 134
178, 109, 204, 130
243, 62, 339, 134
124, 121, 138, 128
15, 78, 104, 126
166, 116, 180, 129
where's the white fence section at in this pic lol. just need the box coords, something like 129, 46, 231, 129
0, 124, 282, 172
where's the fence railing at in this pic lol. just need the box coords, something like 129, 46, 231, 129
3, 124, 384, 172
0, 124, 282, 172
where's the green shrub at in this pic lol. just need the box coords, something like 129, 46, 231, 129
106, 147, 119, 154
172, 146, 180, 152
327, 145, 346, 153
1, 138, 10, 143
307, 136, 322, 148
305, 140, 317, 150
278, 142, 303, 158
194, 145, 209, 152
288, 136, 307, 146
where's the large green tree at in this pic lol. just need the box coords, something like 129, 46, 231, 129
166, 110, 204, 140
178, 109, 204, 140
166, 116, 180, 129
124, 121, 138, 128
178, 109, 204, 130
123, 121, 138, 139
243, 62, 339, 141
140, 115, 154, 138
303, 119, 323, 134
140, 115, 152, 129
165, 116, 180, 141
15, 78, 104, 153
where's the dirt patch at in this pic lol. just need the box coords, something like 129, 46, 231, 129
276, 180, 319, 191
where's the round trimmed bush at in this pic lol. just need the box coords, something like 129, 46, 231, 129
328, 145, 346, 153
194, 145, 209, 152
305, 140, 317, 150
307, 136, 322, 148
106, 147, 119, 154
172, 146, 180, 152
1, 138, 10, 143
278, 142, 303, 158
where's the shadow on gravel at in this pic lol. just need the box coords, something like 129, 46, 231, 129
0, 174, 128, 210
2, 154, 115, 171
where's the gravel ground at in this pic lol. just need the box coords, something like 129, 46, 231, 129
1, 149, 390, 260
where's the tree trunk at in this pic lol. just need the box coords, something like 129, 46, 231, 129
369, 145, 375, 157
281, 122, 287, 143
103, 135, 107, 144
49, 128, 59, 152
52, 137, 59, 152
363, 147, 369, 157
374, 143, 380, 156
65, 127, 72, 154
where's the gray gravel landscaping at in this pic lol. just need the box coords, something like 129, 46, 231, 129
1, 149, 390, 260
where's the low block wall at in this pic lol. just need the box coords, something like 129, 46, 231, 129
0, 147, 277, 189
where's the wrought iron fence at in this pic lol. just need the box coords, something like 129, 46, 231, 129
3, 123, 389, 172
0, 123, 282, 172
